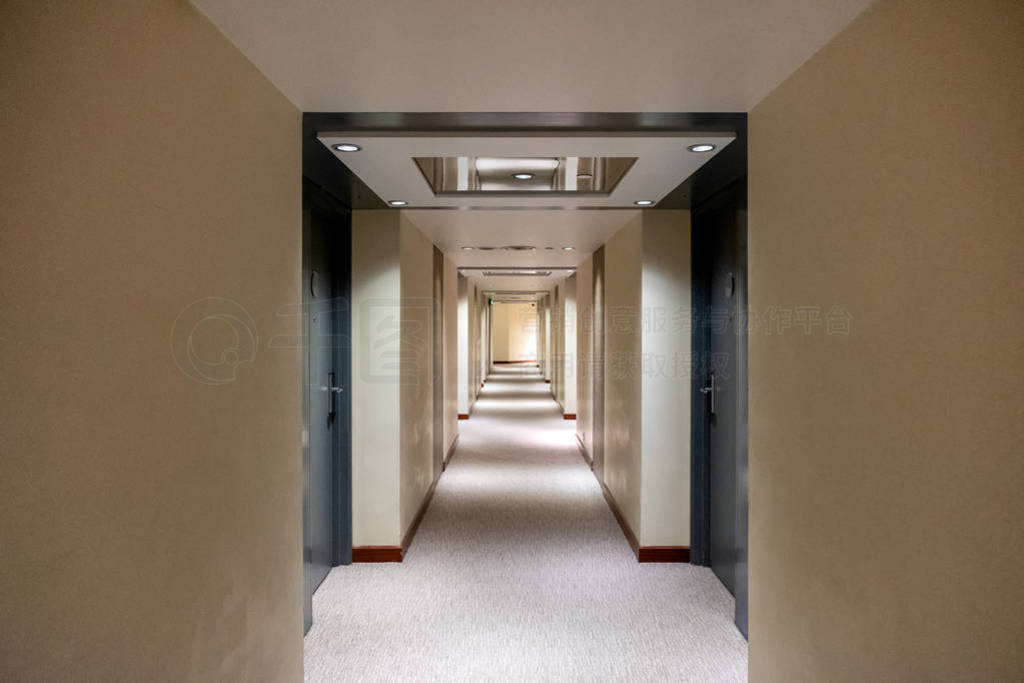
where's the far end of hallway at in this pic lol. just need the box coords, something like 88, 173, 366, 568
305, 366, 747, 681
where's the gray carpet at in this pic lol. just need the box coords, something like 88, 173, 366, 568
304, 366, 748, 681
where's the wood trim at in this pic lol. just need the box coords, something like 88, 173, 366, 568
638, 546, 690, 563
563, 413, 577, 420
352, 546, 402, 562
544, 379, 551, 384
589, 459, 690, 563
354, 459, 444, 563
401, 476, 439, 555
457, 413, 469, 420
493, 360, 538, 365
597, 479, 639, 556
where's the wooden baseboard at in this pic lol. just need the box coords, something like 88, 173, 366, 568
638, 546, 690, 563
352, 546, 402, 562
563, 413, 577, 420
591, 465, 689, 563
354, 460, 443, 563
457, 413, 469, 420
493, 360, 538, 365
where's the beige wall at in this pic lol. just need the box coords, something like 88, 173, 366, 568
490, 302, 538, 362
352, 213, 440, 545
602, 216, 644, 536
351, 212, 401, 546
563, 275, 578, 415
640, 211, 691, 546
553, 285, 565, 408
443, 256, 459, 453
491, 302, 511, 360
508, 302, 539, 361
748, 0, 1024, 679
398, 216, 434, 537
0, 1, 302, 679
457, 275, 470, 414
576, 256, 594, 455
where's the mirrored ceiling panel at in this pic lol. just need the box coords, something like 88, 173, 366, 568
413, 156, 636, 196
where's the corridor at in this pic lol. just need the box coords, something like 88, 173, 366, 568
304, 366, 748, 681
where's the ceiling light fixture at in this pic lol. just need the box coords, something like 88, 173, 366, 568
460, 246, 474, 251
576, 173, 593, 179
475, 157, 559, 172
688, 144, 716, 153
389, 200, 407, 207
562, 246, 575, 251
332, 143, 361, 152
635, 200, 654, 206
512, 173, 535, 180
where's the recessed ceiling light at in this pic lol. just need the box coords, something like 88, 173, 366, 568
460, 246, 474, 251
688, 144, 716, 153
635, 200, 654, 206
332, 143, 361, 152
389, 200, 407, 207
562, 246, 575, 251
512, 173, 535, 180
577, 173, 593, 179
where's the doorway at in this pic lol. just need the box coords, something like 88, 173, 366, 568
691, 180, 749, 637
302, 182, 352, 634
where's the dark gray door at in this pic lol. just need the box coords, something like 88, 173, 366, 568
305, 212, 335, 617
302, 198, 352, 635
694, 181, 749, 637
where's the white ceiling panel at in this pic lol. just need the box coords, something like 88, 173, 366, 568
318, 134, 733, 209
191, 0, 876, 113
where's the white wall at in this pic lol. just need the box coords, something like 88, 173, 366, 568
351, 211, 402, 546
563, 275, 578, 415
553, 285, 564, 407
595, 212, 691, 547
576, 255, 594, 455
443, 256, 458, 453
602, 215, 644, 536
457, 275, 469, 415
542, 296, 552, 381
398, 216, 434, 537
352, 212, 441, 545
640, 211, 691, 546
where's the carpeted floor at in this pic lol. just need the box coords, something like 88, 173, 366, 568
304, 366, 748, 681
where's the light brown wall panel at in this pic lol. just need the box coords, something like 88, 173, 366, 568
748, 0, 1024, 679
0, 1, 302, 679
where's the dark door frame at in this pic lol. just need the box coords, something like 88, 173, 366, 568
690, 177, 749, 637
302, 179, 353, 634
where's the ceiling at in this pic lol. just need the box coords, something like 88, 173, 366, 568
406, 208, 636, 292
191, 0, 875, 112
317, 133, 733, 208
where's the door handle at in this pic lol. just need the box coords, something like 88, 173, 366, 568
700, 372, 716, 415
328, 371, 342, 420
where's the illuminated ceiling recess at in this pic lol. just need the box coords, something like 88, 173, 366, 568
316, 134, 735, 208
414, 156, 636, 195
